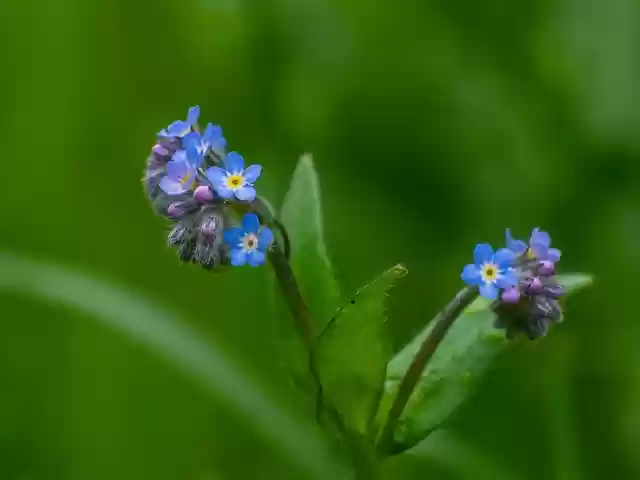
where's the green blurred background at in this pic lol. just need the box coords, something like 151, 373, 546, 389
1, 0, 639, 478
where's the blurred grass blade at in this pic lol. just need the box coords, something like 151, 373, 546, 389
409, 429, 524, 480
382, 273, 593, 452
0, 251, 346, 480
314, 264, 407, 435
280, 153, 341, 334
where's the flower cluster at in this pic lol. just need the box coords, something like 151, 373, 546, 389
462, 228, 564, 339
143, 106, 273, 268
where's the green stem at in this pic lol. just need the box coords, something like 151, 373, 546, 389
268, 242, 315, 349
251, 197, 315, 350
376, 286, 479, 455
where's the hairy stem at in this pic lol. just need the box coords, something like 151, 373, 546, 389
251, 197, 315, 349
376, 286, 479, 455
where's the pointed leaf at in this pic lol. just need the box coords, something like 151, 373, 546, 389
280, 153, 341, 333
314, 264, 407, 435
381, 273, 593, 452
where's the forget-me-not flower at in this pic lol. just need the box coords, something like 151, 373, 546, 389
158, 106, 200, 138
205, 152, 262, 202
183, 123, 226, 155
461, 243, 518, 299
506, 228, 561, 263
159, 147, 202, 195
224, 213, 273, 267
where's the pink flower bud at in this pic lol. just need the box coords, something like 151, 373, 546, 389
193, 185, 214, 203
538, 260, 555, 277
501, 287, 521, 304
167, 203, 183, 218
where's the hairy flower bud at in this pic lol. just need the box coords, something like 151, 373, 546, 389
194, 185, 215, 204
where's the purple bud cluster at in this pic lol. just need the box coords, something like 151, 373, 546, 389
492, 228, 564, 339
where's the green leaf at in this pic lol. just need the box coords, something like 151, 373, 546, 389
280, 153, 341, 334
314, 264, 407, 435
382, 273, 593, 452
0, 251, 347, 480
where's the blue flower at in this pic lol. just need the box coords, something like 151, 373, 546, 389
205, 152, 262, 202
159, 147, 202, 195
158, 106, 200, 138
183, 123, 226, 154
461, 243, 518, 299
223, 213, 274, 267
506, 228, 561, 263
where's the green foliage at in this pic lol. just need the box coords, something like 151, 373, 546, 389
314, 264, 407, 435
0, 251, 346, 480
281, 153, 341, 334
382, 274, 593, 452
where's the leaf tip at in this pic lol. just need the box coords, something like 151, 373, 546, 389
390, 264, 408, 278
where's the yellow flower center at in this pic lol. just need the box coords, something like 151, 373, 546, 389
180, 173, 194, 189
226, 175, 244, 190
242, 233, 258, 251
481, 263, 498, 282
526, 248, 536, 260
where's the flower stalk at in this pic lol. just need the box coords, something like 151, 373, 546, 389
376, 285, 479, 455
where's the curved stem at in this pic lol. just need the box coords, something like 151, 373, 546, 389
376, 286, 479, 455
268, 242, 315, 349
250, 197, 314, 349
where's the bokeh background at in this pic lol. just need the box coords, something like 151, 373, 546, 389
1, 0, 639, 478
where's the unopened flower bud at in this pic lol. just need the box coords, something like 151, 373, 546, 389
167, 203, 183, 218
525, 276, 543, 294
152, 143, 170, 160
538, 260, 555, 277
194, 185, 214, 204
200, 215, 219, 237
501, 287, 521, 304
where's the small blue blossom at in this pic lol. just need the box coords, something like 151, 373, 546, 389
506, 228, 561, 263
159, 147, 202, 195
158, 106, 200, 138
223, 213, 274, 267
461, 243, 518, 299
183, 123, 226, 154
205, 152, 262, 202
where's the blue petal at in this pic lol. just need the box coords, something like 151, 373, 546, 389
229, 248, 247, 267
223, 227, 244, 248
159, 176, 188, 195
203, 123, 220, 141
235, 186, 256, 202
187, 106, 200, 125
530, 228, 551, 248
473, 243, 494, 266
247, 249, 266, 267
530, 242, 549, 260
224, 152, 244, 173
505, 229, 527, 255
547, 248, 561, 262
493, 248, 516, 268
479, 282, 498, 300
243, 165, 262, 184
461, 264, 482, 285
171, 149, 187, 163
182, 131, 201, 152
205, 166, 227, 186
242, 213, 260, 234
215, 184, 234, 199
496, 268, 518, 288
167, 160, 189, 179
258, 227, 274, 250
185, 146, 203, 168
210, 136, 227, 150
167, 120, 190, 137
